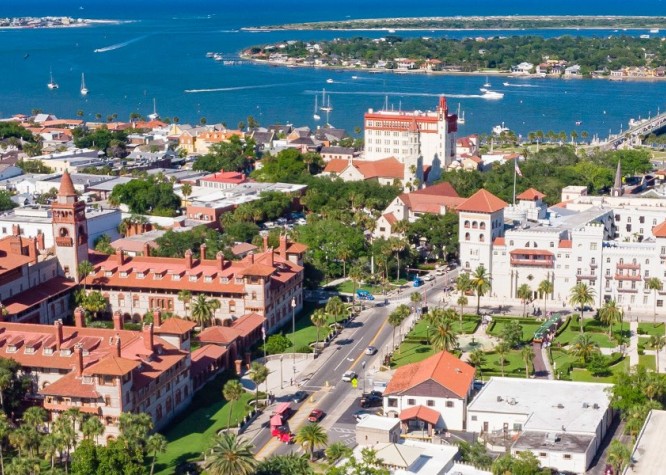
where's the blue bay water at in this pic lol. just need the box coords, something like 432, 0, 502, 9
1, 0, 666, 137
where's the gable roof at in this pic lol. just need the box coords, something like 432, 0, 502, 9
399, 405, 441, 425
456, 189, 507, 214
653, 220, 666, 238
516, 188, 546, 201
83, 356, 139, 376
323, 157, 404, 180
384, 351, 474, 398
156, 317, 197, 335
398, 182, 465, 214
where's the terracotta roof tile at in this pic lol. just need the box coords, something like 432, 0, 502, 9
493, 237, 506, 246
39, 372, 99, 398
58, 171, 77, 197
399, 183, 465, 214
509, 249, 554, 256
383, 213, 398, 225
653, 221, 666, 238
231, 243, 258, 255
83, 356, 139, 376
156, 317, 197, 335
558, 240, 573, 248
323, 159, 350, 174
384, 351, 474, 399
456, 189, 507, 214
231, 313, 265, 337
516, 188, 546, 201
399, 405, 441, 425
198, 326, 241, 345
355, 157, 404, 179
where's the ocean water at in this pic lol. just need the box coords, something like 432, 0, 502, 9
0, 0, 666, 137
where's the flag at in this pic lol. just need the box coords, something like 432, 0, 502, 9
514, 159, 523, 177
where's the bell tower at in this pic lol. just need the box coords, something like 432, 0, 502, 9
52, 171, 88, 280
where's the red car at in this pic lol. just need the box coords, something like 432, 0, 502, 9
308, 409, 326, 422
271, 426, 294, 444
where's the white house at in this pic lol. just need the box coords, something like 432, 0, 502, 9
383, 351, 475, 432
467, 378, 614, 474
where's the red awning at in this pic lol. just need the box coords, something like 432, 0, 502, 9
270, 415, 283, 427
273, 402, 291, 415
509, 249, 554, 257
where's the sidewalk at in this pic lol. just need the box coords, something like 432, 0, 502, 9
628, 321, 639, 367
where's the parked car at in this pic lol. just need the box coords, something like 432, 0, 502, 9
292, 391, 308, 403
435, 268, 445, 276
365, 346, 377, 355
271, 425, 295, 444
356, 289, 375, 301
308, 409, 326, 422
342, 371, 357, 382
354, 410, 371, 422
360, 393, 382, 408
413, 277, 424, 287
424, 274, 435, 281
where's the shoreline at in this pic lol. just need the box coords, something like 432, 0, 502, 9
0, 18, 124, 30
239, 55, 666, 83
242, 26, 658, 32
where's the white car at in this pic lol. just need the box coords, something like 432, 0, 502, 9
424, 274, 435, 281
342, 371, 357, 382
435, 268, 445, 276
365, 346, 377, 355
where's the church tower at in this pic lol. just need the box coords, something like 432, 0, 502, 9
611, 160, 624, 197
52, 171, 88, 280
403, 118, 424, 191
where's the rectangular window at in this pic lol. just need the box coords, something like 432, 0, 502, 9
427, 400, 435, 407
446, 401, 454, 408
471, 415, 477, 421
563, 454, 572, 460
388, 398, 398, 407
407, 399, 416, 405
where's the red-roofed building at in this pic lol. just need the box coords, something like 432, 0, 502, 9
383, 351, 475, 430
200, 170, 248, 189
323, 157, 406, 186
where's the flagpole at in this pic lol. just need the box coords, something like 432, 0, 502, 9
512, 159, 517, 205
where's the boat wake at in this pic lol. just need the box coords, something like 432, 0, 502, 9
94, 35, 148, 53
502, 82, 539, 87
185, 81, 310, 93
308, 90, 489, 99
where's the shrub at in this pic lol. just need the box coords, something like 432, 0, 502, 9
587, 354, 611, 377
296, 345, 313, 353
264, 334, 291, 355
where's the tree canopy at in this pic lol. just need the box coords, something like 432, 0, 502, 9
109, 177, 181, 216
193, 135, 256, 173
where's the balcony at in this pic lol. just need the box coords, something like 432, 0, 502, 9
510, 258, 554, 268
615, 274, 642, 281
55, 236, 73, 247
509, 249, 554, 268
590, 263, 598, 269
576, 275, 596, 281
617, 263, 640, 270
617, 288, 639, 293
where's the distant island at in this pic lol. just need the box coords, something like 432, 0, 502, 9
242, 35, 666, 80
0, 16, 116, 29
244, 15, 666, 31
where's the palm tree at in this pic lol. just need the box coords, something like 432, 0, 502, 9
495, 342, 510, 377
431, 319, 459, 352
646, 277, 663, 326
22, 407, 47, 433
650, 335, 666, 373
457, 295, 468, 320
325, 296, 346, 325
521, 345, 534, 378
570, 334, 599, 364
77, 260, 94, 289
410, 292, 422, 316
178, 290, 192, 319
537, 279, 554, 316
0, 413, 9, 475
517, 284, 532, 317
348, 265, 366, 304
607, 440, 631, 475
147, 433, 168, 475
81, 416, 104, 444
388, 237, 407, 281
203, 433, 257, 475
468, 349, 486, 379
326, 442, 352, 464
249, 362, 269, 406
0, 369, 12, 412
388, 310, 406, 351
222, 379, 244, 431
470, 265, 491, 315
295, 423, 328, 461
191, 294, 221, 328
119, 412, 153, 443
311, 309, 328, 355
599, 300, 623, 338
41, 433, 60, 474
456, 273, 472, 298
569, 282, 595, 334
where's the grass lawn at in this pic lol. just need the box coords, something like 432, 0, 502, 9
555, 320, 625, 348
333, 280, 386, 295
638, 322, 666, 337
153, 374, 254, 475
638, 336, 651, 351
286, 302, 340, 352
639, 354, 657, 371
480, 349, 529, 378
488, 319, 542, 344
571, 358, 629, 383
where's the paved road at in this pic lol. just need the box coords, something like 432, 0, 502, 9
258, 269, 458, 457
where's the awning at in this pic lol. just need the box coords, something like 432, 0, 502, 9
399, 405, 441, 426
273, 402, 291, 415
270, 415, 283, 427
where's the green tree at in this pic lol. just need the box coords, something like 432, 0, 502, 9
77, 260, 94, 289
570, 334, 600, 364
468, 349, 486, 379
388, 309, 406, 351
410, 292, 422, 315
327, 447, 389, 475
495, 342, 510, 377
500, 320, 523, 348
80, 290, 109, 321
325, 296, 346, 326
537, 279, 554, 316
387, 237, 407, 281
71, 439, 99, 475
431, 318, 459, 352
325, 442, 353, 464
470, 266, 491, 315
295, 423, 328, 461
256, 454, 314, 475
569, 282, 595, 333
118, 412, 153, 446
587, 353, 611, 377
517, 283, 532, 317
249, 361, 269, 406
649, 335, 666, 373
607, 440, 631, 475
193, 136, 256, 173
81, 415, 104, 444
146, 433, 167, 475
599, 300, 622, 338
93, 234, 115, 255
311, 309, 328, 355
0, 413, 9, 475
191, 294, 221, 328
41, 432, 61, 474
222, 379, 244, 431
177, 290, 192, 319
521, 345, 534, 378
491, 451, 544, 475
646, 277, 663, 326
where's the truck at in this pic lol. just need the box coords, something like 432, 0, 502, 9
356, 289, 375, 301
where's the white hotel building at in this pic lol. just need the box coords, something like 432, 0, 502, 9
457, 186, 666, 311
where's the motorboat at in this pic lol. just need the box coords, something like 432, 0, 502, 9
80, 73, 88, 95
47, 68, 58, 89
482, 90, 504, 99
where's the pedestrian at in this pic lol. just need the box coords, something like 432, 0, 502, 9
290, 378, 293, 386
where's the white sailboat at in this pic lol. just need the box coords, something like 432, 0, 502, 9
147, 98, 159, 120
457, 103, 465, 125
47, 68, 58, 89
483, 75, 491, 87
319, 88, 333, 125
313, 95, 321, 121
80, 73, 88, 96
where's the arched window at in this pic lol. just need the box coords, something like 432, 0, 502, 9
525, 242, 530, 248
464, 220, 470, 228
229, 301, 236, 313
619, 258, 624, 264
472, 221, 478, 229
479, 234, 485, 243
465, 261, 470, 268
480, 222, 486, 230
465, 233, 470, 241
632, 258, 637, 264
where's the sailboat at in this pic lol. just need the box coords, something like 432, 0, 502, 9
457, 103, 465, 125
80, 73, 88, 96
47, 68, 58, 89
147, 98, 159, 120
483, 75, 491, 87
313, 95, 321, 121
320, 88, 333, 125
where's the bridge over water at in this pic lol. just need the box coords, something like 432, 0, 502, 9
600, 109, 666, 149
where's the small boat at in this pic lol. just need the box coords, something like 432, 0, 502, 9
650, 28, 659, 34
148, 98, 159, 120
388, 29, 396, 33
482, 90, 504, 100
313, 95, 321, 121
457, 103, 465, 125
575, 120, 582, 126
479, 87, 488, 93
320, 89, 332, 112
80, 73, 88, 96
492, 122, 510, 135
47, 68, 58, 89
483, 76, 491, 87
351, 75, 358, 79
205, 52, 215, 58
640, 34, 650, 39
503, 82, 510, 86
326, 78, 334, 84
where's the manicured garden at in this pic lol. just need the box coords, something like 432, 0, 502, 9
154, 372, 254, 475
479, 348, 531, 378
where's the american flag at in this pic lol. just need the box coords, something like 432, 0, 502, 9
515, 159, 523, 177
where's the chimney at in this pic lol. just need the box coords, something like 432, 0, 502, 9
55, 319, 63, 351
116, 247, 126, 265
263, 234, 269, 252
279, 234, 288, 260
143, 243, 151, 257
74, 307, 86, 328
11, 224, 19, 236
143, 323, 154, 352
153, 309, 162, 327
200, 243, 207, 261
75, 344, 84, 377
36, 231, 45, 251
113, 311, 123, 330
216, 251, 225, 270
185, 249, 193, 270
115, 335, 122, 357
28, 237, 38, 264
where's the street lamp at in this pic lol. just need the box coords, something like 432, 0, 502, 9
280, 356, 284, 390
291, 297, 296, 385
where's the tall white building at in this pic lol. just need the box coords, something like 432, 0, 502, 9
363, 96, 457, 181
458, 187, 666, 312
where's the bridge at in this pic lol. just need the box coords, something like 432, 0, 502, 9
600, 109, 666, 149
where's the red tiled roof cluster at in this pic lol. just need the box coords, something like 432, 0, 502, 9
456, 189, 507, 214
